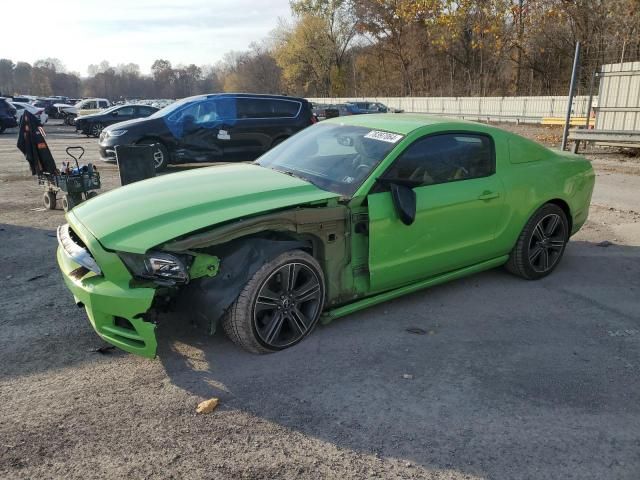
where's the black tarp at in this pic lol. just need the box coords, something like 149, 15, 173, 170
17, 111, 57, 175
115, 144, 156, 185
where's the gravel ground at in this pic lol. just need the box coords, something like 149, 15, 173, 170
1, 120, 639, 480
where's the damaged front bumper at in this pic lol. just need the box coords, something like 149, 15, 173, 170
56, 216, 158, 358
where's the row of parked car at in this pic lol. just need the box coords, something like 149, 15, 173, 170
0, 97, 50, 133
96, 93, 317, 170
80, 96, 405, 172
312, 101, 403, 120
4, 92, 401, 174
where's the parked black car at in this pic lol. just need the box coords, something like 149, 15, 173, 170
76, 104, 159, 137
99, 93, 316, 171
0, 98, 18, 133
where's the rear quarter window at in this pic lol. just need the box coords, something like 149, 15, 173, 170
237, 98, 301, 119
272, 99, 301, 117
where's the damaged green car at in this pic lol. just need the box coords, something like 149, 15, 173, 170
57, 115, 595, 358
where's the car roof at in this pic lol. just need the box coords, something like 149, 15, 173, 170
174, 93, 306, 102
322, 113, 488, 135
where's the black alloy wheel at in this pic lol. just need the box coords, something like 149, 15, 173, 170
222, 250, 326, 354
506, 203, 569, 280
527, 213, 566, 273
253, 262, 323, 349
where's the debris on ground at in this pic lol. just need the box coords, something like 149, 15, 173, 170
406, 327, 426, 335
196, 398, 219, 414
89, 345, 116, 354
607, 329, 639, 337
597, 240, 614, 247
402, 374, 414, 380
26, 274, 47, 282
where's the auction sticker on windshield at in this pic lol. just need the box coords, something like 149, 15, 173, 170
364, 130, 404, 143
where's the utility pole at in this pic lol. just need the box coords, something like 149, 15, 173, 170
561, 42, 581, 151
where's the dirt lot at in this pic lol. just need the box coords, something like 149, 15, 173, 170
1, 120, 639, 480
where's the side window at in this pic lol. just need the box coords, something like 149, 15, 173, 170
215, 98, 236, 120
98, 101, 108, 108
83, 101, 96, 110
237, 98, 264, 118
273, 100, 300, 118
237, 98, 299, 118
384, 133, 495, 187
117, 106, 135, 115
137, 106, 155, 116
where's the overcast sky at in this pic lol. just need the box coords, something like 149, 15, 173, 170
3, 0, 292, 75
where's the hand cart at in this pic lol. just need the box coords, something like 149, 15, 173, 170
37, 146, 101, 211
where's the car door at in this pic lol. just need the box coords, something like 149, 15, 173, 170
367, 131, 507, 292
176, 98, 226, 161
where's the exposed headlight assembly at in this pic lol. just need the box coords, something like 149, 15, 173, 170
57, 224, 102, 275
119, 251, 190, 285
109, 129, 128, 137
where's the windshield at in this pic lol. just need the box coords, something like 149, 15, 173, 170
255, 123, 403, 196
99, 105, 120, 114
148, 97, 198, 119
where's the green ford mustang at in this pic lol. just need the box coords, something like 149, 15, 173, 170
56, 114, 595, 357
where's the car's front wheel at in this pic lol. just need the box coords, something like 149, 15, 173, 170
222, 250, 325, 354
91, 123, 104, 137
506, 203, 569, 280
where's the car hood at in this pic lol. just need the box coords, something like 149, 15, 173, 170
68, 164, 339, 253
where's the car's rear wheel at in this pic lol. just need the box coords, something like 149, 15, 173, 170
506, 203, 569, 280
137, 139, 168, 172
222, 250, 325, 354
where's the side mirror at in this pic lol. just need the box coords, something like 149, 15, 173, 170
389, 182, 416, 225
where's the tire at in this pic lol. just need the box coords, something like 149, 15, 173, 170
506, 203, 569, 280
85, 191, 98, 200
91, 123, 104, 138
62, 195, 77, 212
43, 191, 57, 210
222, 249, 325, 354
137, 139, 169, 172
0, 126, 5, 134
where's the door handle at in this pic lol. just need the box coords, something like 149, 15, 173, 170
477, 190, 500, 201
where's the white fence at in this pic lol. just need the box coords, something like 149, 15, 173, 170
596, 61, 640, 131
308, 95, 592, 123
